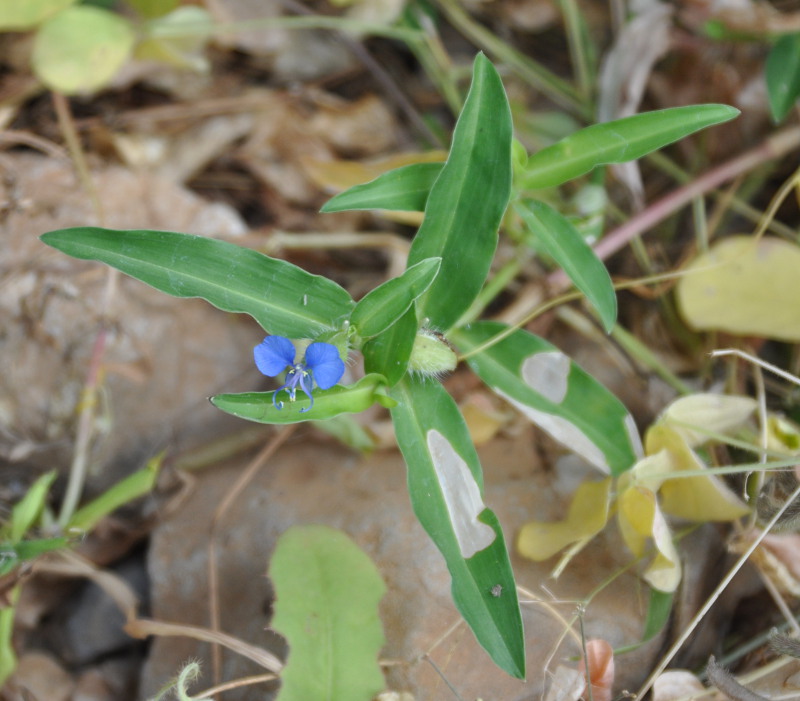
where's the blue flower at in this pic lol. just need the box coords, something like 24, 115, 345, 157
253, 336, 345, 412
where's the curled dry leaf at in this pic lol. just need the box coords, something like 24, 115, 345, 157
578, 639, 614, 701
653, 669, 705, 701
749, 530, 800, 596
545, 664, 586, 701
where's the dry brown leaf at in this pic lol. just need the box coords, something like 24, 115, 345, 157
461, 392, 509, 445
652, 669, 705, 701
545, 664, 586, 701
578, 639, 614, 701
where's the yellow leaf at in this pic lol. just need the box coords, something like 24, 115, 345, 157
767, 415, 800, 453
676, 235, 800, 341
517, 478, 611, 561
301, 151, 447, 192
134, 6, 213, 72
661, 393, 756, 447
617, 484, 681, 592
647, 425, 750, 521
0, 0, 75, 30
460, 393, 507, 445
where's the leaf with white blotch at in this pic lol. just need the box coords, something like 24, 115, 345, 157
41, 227, 354, 338
453, 322, 641, 475
390, 377, 525, 678
676, 235, 800, 341
270, 525, 386, 701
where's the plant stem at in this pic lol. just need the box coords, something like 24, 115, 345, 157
557, 0, 593, 103
544, 125, 800, 297
53, 92, 115, 529
435, 0, 590, 118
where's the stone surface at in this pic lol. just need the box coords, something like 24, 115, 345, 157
11, 651, 75, 701
1, 153, 262, 490
143, 426, 671, 700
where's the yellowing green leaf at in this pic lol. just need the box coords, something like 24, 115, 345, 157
517, 478, 611, 561
135, 6, 213, 72
32, 6, 135, 94
303, 151, 447, 192
0, 0, 75, 30
768, 415, 800, 453
646, 425, 750, 521
676, 236, 800, 341
661, 393, 756, 447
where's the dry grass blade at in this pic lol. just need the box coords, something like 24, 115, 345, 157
124, 618, 283, 673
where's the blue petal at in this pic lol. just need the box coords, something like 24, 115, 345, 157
297, 371, 315, 412
254, 336, 296, 377
304, 342, 345, 389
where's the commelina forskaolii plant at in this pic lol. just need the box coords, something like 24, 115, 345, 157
40, 53, 741, 679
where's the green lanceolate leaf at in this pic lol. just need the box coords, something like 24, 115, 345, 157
40, 228, 354, 338
320, 162, 443, 213
407, 53, 513, 331
0, 591, 18, 686
270, 525, 386, 701
351, 257, 440, 339
521, 104, 740, 189
766, 34, 800, 122
516, 199, 616, 332
452, 322, 641, 475
210, 374, 394, 424
0, 538, 70, 576
4, 471, 57, 544
390, 377, 525, 678
67, 454, 162, 533
362, 305, 417, 385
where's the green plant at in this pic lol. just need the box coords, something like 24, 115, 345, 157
40, 53, 739, 680
0, 456, 161, 684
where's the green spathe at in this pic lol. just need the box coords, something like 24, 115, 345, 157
408, 330, 457, 376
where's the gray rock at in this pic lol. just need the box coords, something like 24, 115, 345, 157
142, 427, 672, 700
